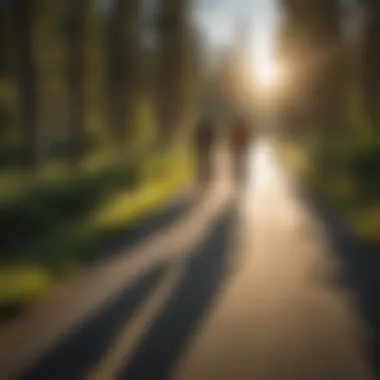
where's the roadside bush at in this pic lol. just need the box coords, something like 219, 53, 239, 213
0, 157, 139, 261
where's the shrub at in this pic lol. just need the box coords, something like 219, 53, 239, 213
0, 158, 139, 261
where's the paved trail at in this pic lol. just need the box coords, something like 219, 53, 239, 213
1, 140, 380, 380
174, 142, 375, 380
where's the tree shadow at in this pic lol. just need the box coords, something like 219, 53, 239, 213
20, 264, 168, 380
89, 194, 195, 263
119, 205, 237, 380
300, 187, 380, 378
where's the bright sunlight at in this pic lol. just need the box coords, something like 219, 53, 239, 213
256, 58, 278, 87
252, 36, 280, 89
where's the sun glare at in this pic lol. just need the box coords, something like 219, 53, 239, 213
252, 37, 279, 89
255, 56, 278, 87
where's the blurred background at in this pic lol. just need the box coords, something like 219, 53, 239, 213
0, 0, 379, 326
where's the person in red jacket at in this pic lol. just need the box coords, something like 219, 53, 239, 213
194, 116, 215, 189
229, 116, 251, 187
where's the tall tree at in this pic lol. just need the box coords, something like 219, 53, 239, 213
361, 0, 380, 128
36, 0, 68, 161
12, 0, 39, 169
107, 0, 141, 142
156, 0, 190, 146
183, 25, 204, 130
278, 0, 345, 134
66, 0, 92, 163
0, 0, 13, 79
0, 0, 15, 150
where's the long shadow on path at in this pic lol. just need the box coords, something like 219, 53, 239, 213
302, 189, 380, 378
18, 200, 236, 380
119, 205, 237, 380
90, 194, 195, 263
19, 264, 168, 380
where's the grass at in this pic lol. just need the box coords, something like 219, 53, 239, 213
0, 265, 54, 321
276, 139, 311, 178
0, 266, 53, 303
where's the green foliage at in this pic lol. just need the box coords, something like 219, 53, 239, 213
0, 152, 139, 261
280, 132, 380, 246
132, 94, 158, 149
0, 265, 53, 322
0, 144, 192, 322
0, 140, 193, 263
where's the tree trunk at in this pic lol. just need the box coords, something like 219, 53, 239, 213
67, 0, 90, 164
12, 0, 39, 170
107, 0, 140, 142
278, 0, 344, 135
0, 2, 13, 78
362, 2, 380, 128
156, 0, 189, 148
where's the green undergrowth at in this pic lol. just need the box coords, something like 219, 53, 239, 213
277, 136, 380, 248
0, 142, 194, 322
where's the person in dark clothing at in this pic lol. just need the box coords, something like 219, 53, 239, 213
229, 116, 251, 187
194, 116, 215, 189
